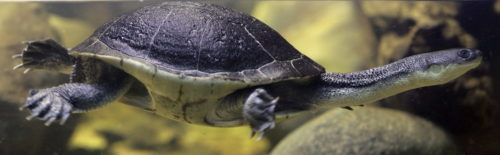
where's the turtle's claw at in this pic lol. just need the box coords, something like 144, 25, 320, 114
22, 40, 35, 45
45, 117, 56, 126
23, 68, 31, 74
13, 38, 70, 73
22, 88, 73, 126
59, 103, 72, 125
12, 63, 24, 70
12, 63, 35, 73
12, 62, 36, 74
12, 54, 23, 59
243, 88, 278, 140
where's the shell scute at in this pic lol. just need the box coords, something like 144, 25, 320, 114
74, 2, 324, 85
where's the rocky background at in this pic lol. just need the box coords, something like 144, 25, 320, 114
362, 1, 500, 154
0, 1, 499, 155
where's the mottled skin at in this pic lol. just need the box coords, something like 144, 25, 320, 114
14, 2, 482, 137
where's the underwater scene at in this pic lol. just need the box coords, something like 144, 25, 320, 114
0, 0, 499, 155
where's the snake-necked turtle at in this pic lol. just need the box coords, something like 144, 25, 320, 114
14, 1, 482, 137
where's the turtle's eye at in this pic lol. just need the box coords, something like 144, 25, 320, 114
457, 49, 472, 59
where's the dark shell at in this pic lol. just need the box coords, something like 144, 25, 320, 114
73, 1, 324, 82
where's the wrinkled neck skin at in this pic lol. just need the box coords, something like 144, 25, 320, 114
274, 52, 480, 112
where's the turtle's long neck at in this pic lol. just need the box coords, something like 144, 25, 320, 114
311, 60, 416, 108
307, 51, 479, 109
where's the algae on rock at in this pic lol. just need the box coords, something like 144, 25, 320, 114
271, 107, 457, 155
361, 1, 476, 65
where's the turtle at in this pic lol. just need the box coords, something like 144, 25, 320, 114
13, 1, 482, 138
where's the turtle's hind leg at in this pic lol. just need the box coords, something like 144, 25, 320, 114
243, 88, 278, 140
13, 38, 74, 74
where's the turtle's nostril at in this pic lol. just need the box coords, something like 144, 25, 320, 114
475, 49, 482, 57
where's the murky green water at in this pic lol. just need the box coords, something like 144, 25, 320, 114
0, 1, 499, 155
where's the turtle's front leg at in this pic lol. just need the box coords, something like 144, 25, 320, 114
22, 88, 72, 126
13, 38, 74, 74
21, 83, 125, 126
243, 88, 279, 139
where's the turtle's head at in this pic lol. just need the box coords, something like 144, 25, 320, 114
413, 48, 482, 85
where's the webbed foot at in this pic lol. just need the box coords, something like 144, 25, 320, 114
243, 88, 278, 140
13, 38, 71, 73
20, 88, 73, 126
